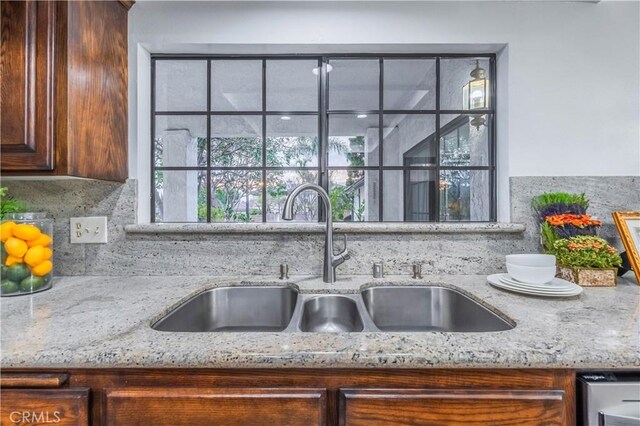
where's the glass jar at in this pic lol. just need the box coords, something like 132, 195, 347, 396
1, 212, 53, 296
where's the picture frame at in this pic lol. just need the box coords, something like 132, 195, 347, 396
612, 211, 640, 284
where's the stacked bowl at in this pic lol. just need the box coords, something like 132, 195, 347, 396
505, 254, 556, 285
487, 254, 583, 297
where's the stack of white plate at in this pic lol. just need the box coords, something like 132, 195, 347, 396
487, 273, 583, 297
487, 254, 583, 297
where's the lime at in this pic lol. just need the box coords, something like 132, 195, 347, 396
5, 264, 30, 282
1, 279, 18, 294
1, 265, 7, 279
20, 276, 45, 292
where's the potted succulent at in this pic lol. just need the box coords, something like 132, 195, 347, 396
553, 236, 622, 287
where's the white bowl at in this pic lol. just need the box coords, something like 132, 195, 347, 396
506, 263, 556, 284
506, 254, 556, 267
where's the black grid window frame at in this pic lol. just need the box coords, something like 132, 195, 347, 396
151, 53, 497, 223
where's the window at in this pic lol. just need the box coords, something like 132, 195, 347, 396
151, 55, 495, 223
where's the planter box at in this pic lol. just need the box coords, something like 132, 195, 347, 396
556, 266, 617, 287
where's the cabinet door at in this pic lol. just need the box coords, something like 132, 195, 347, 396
339, 388, 567, 426
0, 0, 56, 171
104, 387, 327, 426
1, 388, 89, 425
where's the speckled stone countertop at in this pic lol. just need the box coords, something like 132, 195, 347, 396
1, 275, 638, 369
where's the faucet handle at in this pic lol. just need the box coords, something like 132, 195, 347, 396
334, 233, 348, 255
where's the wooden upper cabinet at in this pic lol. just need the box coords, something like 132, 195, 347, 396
0, 1, 55, 171
1, 0, 130, 181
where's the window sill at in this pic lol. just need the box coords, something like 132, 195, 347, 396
124, 222, 526, 236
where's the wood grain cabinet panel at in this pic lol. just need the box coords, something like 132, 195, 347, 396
1, 0, 129, 181
0, 388, 89, 426
339, 388, 567, 426
103, 387, 327, 426
0, 0, 56, 171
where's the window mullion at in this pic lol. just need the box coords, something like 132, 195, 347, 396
435, 57, 441, 223
261, 59, 267, 223
378, 58, 384, 222
319, 57, 329, 223
206, 59, 212, 223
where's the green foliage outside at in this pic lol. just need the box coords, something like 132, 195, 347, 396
0, 188, 27, 220
155, 132, 364, 222
552, 236, 622, 269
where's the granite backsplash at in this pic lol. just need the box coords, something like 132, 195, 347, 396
1, 177, 638, 277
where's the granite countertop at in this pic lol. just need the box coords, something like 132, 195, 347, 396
1, 274, 639, 369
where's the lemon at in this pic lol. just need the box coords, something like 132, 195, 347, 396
24, 246, 47, 267
0, 222, 16, 242
12, 224, 41, 241
5, 256, 23, 267
32, 260, 53, 277
42, 247, 52, 260
27, 233, 52, 248
5, 237, 28, 258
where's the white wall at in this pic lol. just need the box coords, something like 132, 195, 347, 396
128, 0, 640, 222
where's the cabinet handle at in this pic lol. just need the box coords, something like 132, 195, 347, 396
0, 373, 68, 388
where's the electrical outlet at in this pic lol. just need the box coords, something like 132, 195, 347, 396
70, 217, 108, 244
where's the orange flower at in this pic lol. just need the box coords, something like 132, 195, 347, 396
545, 214, 601, 228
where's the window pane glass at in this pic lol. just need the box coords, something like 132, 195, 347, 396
384, 59, 436, 110
211, 170, 262, 222
267, 60, 319, 111
266, 115, 319, 167
154, 170, 207, 222
440, 114, 490, 166
266, 170, 318, 222
440, 170, 490, 221
384, 170, 436, 222
211, 60, 262, 111
329, 170, 376, 222
328, 114, 379, 167
440, 58, 491, 111
211, 115, 262, 167
328, 59, 379, 110
154, 115, 207, 167
382, 114, 436, 167
155, 60, 207, 111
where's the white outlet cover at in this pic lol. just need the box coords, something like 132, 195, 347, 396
70, 217, 108, 244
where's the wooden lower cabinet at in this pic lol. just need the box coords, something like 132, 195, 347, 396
103, 387, 326, 426
340, 389, 566, 426
0, 388, 89, 425
0, 369, 575, 426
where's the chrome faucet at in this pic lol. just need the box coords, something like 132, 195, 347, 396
282, 183, 350, 283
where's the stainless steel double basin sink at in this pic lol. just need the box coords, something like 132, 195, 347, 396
152, 285, 514, 333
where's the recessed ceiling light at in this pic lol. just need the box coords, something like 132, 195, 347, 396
311, 64, 334, 75
356, 114, 367, 119
280, 116, 291, 120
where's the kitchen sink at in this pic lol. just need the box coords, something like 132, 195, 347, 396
152, 284, 514, 333
300, 296, 364, 332
152, 286, 299, 332
360, 286, 514, 332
